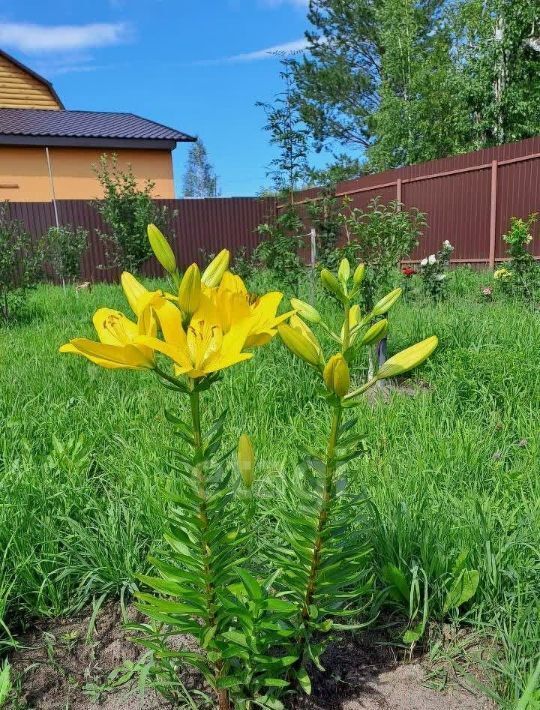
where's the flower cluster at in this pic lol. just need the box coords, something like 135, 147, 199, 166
61, 235, 291, 380
418, 240, 454, 300
402, 266, 417, 278
494, 267, 513, 281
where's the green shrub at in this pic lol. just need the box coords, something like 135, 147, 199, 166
93, 154, 174, 273
341, 198, 426, 310
0, 202, 43, 322
45, 225, 88, 285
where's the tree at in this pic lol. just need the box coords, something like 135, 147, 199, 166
257, 63, 310, 200
367, 0, 470, 170
290, 0, 539, 170
93, 154, 173, 273
183, 140, 219, 197
452, 0, 540, 148
290, 0, 380, 153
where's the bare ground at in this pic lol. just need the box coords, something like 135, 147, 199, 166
7, 602, 497, 709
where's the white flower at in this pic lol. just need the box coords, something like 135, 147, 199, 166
443, 240, 453, 249
428, 254, 437, 265
434, 273, 446, 281
420, 257, 428, 267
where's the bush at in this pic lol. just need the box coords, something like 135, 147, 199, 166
496, 214, 539, 299
93, 154, 174, 273
0, 203, 43, 322
341, 198, 426, 310
307, 191, 344, 270
418, 240, 454, 300
44, 225, 88, 285
254, 203, 305, 292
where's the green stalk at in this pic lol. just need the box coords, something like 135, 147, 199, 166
294, 401, 342, 667
188, 387, 230, 710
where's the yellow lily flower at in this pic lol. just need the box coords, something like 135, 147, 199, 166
137, 295, 253, 379
60, 308, 156, 370
206, 271, 292, 347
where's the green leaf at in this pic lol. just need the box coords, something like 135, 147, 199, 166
265, 598, 297, 614
403, 621, 424, 644
236, 568, 263, 601
221, 630, 250, 648
263, 678, 290, 688
451, 549, 470, 576
381, 564, 409, 602
443, 570, 479, 613
296, 667, 312, 695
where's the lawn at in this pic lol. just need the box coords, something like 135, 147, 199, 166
0, 269, 539, 707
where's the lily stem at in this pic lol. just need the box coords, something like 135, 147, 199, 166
296, 401, 342, 668
188, 387, 230, 710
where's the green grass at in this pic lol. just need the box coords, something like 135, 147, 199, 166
0, 270, 539, 706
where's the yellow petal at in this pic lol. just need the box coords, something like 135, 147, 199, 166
60, 338, 153, 370
136, 335, 192, 372
93, 308, 138, 346
219, 271, 247, 295
121, 272, 148, 317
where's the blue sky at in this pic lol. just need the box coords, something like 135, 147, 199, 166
0, 0, 322, 196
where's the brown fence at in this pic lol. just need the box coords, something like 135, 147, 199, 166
6, 197, 276, 282
5, 136, 540, 282
294, 135, 540, 265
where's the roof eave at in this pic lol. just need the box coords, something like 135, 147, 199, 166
0, 135, 184, 150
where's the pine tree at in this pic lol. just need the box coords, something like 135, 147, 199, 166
183, 140, 220, 197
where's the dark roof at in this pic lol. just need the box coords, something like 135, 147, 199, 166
0, 49, 65, 109
0, 108, 196, 150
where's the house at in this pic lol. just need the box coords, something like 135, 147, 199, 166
0, 49, 195, 201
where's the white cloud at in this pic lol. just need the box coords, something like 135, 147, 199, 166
0, 22, 130, 54
198, 38, 309, 65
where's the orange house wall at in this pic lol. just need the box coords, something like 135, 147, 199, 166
0, 146, 175, 201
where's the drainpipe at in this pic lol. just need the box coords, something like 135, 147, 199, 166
45, 146, 60, 227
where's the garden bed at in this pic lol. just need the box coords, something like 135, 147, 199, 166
10, 602, 494, 709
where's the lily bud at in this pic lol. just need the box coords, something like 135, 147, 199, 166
321, 268, 345, 301
237, 433, 255, 488
278, 324, 323, 368
323, 353, 350, 398
178, 263, 201, 317
361, 319, 388, 346
376, 336, 438, 380
353, 263, 366, 285
338, 258, 350, 284
372, 288, 402, 316
290, 298, 321, 324
147, 224, 177, 275
201, 249, 230, 288
341, 304, 362, 344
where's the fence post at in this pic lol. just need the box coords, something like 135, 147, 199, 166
489, 160, 498, 268
396, 178, 402, 208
